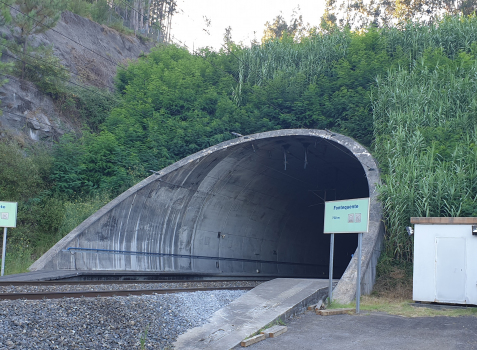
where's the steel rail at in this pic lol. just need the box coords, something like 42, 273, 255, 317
0, 286, 255, 301
0, 278, 270, 287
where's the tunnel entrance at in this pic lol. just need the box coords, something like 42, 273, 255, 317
187, 135, 368, 279
31, 130, 382, 300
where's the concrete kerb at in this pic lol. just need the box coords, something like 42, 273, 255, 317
175, 279, 330, 350
29, 129, 383, 303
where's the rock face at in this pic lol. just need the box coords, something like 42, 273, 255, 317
0, 79, 62, 142
0, 11, 155, 142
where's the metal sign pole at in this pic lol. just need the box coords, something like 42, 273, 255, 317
356, 232, 362, 314
328, 233, 334, 305
1, 227, 6, 277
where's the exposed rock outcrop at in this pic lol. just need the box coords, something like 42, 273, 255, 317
0, 11, 155, 142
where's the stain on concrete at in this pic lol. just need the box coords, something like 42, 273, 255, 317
30, 129, 383, 303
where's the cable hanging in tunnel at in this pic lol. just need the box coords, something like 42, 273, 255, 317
65, 247, 327, 268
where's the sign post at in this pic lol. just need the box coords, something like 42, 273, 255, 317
356, 232, 363, 313
323, 197, 370, 313
0, 201, 18, 277
328, 232, 334, 306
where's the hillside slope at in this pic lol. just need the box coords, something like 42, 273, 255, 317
0, 10, 155, 142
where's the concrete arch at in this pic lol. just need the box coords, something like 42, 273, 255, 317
31, 129, 383, 303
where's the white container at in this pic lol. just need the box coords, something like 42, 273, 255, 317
412, 217, 477, 305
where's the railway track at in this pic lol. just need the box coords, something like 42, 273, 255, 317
0, 286, 255, 300
0, 278, 268, 286
0, 278, 265, 300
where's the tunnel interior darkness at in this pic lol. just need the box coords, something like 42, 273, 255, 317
177, 135, 370, 278
33, 134, 371, 279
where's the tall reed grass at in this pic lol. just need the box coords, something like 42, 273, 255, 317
234, 16, 477, 264
373, 63, 477, 261
234, 15, 477, 103
233, 30, 351, 103
381, 16, 477, 60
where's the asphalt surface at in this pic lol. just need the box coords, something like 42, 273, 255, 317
249, 311, 477, 350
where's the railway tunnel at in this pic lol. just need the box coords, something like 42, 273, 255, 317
30, 129, 384, 302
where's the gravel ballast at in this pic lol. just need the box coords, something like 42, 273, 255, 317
0, 280, 263, 294
0, 290, 247, 349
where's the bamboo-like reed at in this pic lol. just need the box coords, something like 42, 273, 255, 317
374, 63, 477, 261
233, 16, 477, 262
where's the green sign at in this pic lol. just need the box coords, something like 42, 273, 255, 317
324, 198, 370, 234
0, 201, 17, 228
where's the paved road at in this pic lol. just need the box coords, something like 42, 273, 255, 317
249, 311, 477, 350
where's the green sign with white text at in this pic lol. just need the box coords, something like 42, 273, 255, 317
0, 201, 17, 228
323, 198, 370, 234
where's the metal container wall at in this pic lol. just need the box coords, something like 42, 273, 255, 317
413, 221, 477, 305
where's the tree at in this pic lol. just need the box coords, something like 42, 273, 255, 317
223, 26, 233, 49
321, 0, 477, 29
262, 8, 307, 42
0, 0, 13, 24
11, 0, 66, 78
0, 0, 14, 115
149, 0, 177, 42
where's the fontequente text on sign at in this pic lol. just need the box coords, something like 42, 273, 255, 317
0, 201, 18, 228
323, 198, 370, 234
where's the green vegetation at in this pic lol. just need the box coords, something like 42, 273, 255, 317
0, 139, 111, 274
12, 0, 67, 79
140, 324, 149, 350
65, 0, 177, 40
0, 0, 13, 110
322, 0, 477, 28
360, 297, 477, 317
246, 318, 285, 339
328, 297, 477, 317
1, 10, 477, 278
66, 0, 133, 36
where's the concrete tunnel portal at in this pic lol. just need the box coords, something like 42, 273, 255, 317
31, 129, 383, 302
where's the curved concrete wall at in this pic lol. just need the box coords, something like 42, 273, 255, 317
31, 129, 383, 303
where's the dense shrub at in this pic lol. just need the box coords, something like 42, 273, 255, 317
5, 15, 477, 275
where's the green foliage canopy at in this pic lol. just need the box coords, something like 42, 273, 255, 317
35, 15, 477, 268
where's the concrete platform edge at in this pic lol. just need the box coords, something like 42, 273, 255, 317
175, 279, 330, 350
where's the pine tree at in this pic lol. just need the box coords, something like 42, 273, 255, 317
0, 0, 14, 115
11, 0, 66, 79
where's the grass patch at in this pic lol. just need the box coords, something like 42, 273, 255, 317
3, 246, 34, 275
140, 324, 149, 350
327, 297, 477, 317
2, 192, 111, 275
360, 296, 477, 317
327, 300, 355, 309
108, 22, 135, 36
373, 265, 413, 300
326, 265, 477, 318
326, 264, 477, 318
245, 318, 286, 339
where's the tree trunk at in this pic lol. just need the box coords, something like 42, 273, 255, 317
135, 0, 138, 34
21, 36, 28, 80
139, 0, 143, 31
145, 0, 151, 34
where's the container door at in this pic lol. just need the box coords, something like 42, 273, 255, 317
435, 237, 466, 303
